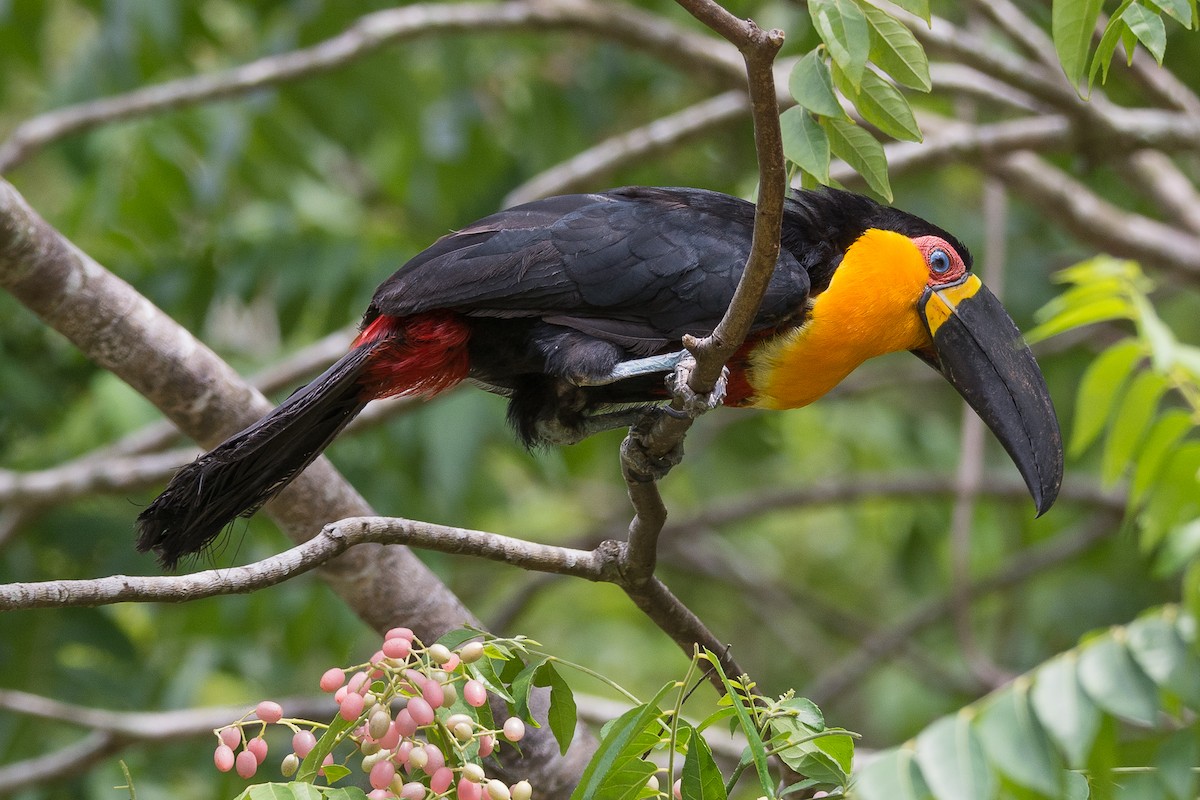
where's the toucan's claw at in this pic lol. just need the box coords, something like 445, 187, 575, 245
622, 412, 686, 481
665, 356, 728, 418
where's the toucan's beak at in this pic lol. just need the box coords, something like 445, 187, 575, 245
916, 275, 1063, 516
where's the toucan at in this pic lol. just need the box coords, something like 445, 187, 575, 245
136, 186, 1063, 568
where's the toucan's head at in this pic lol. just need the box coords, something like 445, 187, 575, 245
752, 198, 1063, 516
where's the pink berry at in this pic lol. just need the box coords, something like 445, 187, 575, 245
219, 727, 241, 749
320, 668, 346, 692
423, 743, 445, 774
503, 717, 526, 742
464, 680, 487, 707
399, 782, 425, 800
348, 671, 370, 694
385, 627, 414, 641
335, 686, 349, 703
379, 720, 401, 750
214, 744, 235, 772
431, 767, 454, 793
673, 778, 682, 800
370, 760, 396, 790
235, 749, 258, 779
383, 638, 412, 659
479, 734, 495, 757
422, 679, 445, 709
406, 696, 434, 726
255, 700, 283, 724
442, 653, 461, 671
247, 737, 268, 764
459, 777, 483, 800
340, 692, 366, 721
395, 740, 413, 764
292, 730, 317, 758
318, 753, 334, 776
366, 791, 392, 800
394, 708, 418, 737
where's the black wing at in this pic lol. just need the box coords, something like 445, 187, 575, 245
364, 187, 811, 353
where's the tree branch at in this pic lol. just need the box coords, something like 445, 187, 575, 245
0, 0, 741, 173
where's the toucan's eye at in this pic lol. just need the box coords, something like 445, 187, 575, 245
929, 248, 952, 274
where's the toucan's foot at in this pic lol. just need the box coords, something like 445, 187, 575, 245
532, 407, 651, 446
621, 412, 685, 481
664, 355, 728, 418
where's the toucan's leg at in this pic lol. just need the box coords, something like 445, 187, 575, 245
572, 350, 688, 386
531, 407, 651, 446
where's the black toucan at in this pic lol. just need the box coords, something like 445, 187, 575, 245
137, 186, 1063, 568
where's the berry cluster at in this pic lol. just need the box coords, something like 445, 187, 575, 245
213, 628, 534, 800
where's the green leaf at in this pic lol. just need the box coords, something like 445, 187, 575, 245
1053, 0, 1106, 88
1134, 294, 1178, 371
296, 712, 355, 783
881, 0, 930, 24
974, 680, 1062, 797
833, 65, 922, 142
436, 627, 482, 651
680, 722, 728, 800
539, 663, 578, 756
1156, 727, 1199, 800
1030, 653, 1101, 769
1101, 370, 1169, 484
234, 785, 360, 800
1025, 295, 1134, 343
1077, 633, 1161, 725
1126, 610, 1200, 708
781, 107, 831, 183
700, 652, 773, 797
1154, 0, 1195, 27
810, 0, 871, 88
913, 711, 994, 800
1069, 340, 1145, 458
789, 51, 845, 118
1130, 410, 1194, 508
570, 683, 674, 800
318, 765, 351, 784
823, 117, 892, 201
858, 1, 930, 90
848, 747, 933, 800
469, 656, 516, 704
1090, 0, 1137, 87
1122, 1, 1168, 63
511, 656, 550, 723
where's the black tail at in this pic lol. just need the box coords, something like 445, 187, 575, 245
136, 343, 380, 569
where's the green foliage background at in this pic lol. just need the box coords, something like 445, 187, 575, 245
1, 1, 1199, 798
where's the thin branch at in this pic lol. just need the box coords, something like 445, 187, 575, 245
948, 179, 1015, 689
0, 691, 335, 794
610, 0, 786, 691
0, 0, 740, 173
0, 731, 122, 795
504, 89, 749, 207
805, 512, 1120, 706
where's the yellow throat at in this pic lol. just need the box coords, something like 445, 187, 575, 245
748, 228, 934, 410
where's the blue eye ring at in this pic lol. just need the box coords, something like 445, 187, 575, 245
929, 248, 952, 274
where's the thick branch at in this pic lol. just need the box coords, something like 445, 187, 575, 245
988, 151, 1200, 281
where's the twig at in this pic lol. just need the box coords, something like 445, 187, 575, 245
503, 89, 749, 207
0, 691, 335, 795
948, 178, 1015, 689
611, 0, 786, 691
805, 512, 1120, 706
0, 0, 739, 173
